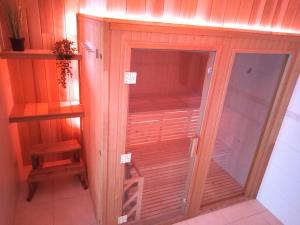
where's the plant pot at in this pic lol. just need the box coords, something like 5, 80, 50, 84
9, 38, 25, 51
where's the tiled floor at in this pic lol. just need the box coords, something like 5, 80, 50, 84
175, 200, 283, 225
14, 179, 281, 225
14, 177, 97, 225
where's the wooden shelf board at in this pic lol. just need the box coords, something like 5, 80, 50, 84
31, 140, 81, 156
28, 161, 85, 182
9, 102, 84, 123
0, 49, 82, 60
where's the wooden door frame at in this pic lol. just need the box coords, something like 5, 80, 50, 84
188, 46, 300, 217
117, 39, 223, 222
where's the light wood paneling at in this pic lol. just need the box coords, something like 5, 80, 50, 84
79, 0, 300, 31
77, 15, 108, 225
0, 0, 81, 166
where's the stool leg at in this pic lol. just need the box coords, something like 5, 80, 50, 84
74, 150, 81, 162
27, 182, 38, 202
78, 172, 88, 189
31, 156, 39, 170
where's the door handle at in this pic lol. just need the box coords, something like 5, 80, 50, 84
190, 137, 199, 158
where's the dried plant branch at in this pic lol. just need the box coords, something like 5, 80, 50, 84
1, 0, 24, 39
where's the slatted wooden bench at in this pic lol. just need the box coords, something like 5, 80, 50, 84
27, 140, 88, 201
30, 140, 81, 169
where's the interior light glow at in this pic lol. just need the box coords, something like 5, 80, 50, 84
79, 8, 300, 35
65, 11, 77, 42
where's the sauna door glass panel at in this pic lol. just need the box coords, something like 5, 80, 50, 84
123, 49, 215, 223
201, 53, 288, 207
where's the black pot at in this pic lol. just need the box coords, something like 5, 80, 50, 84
9, 38, 25, 51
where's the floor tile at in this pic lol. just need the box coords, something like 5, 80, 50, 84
229, 214, 269, 225
53, 195, 96, 225
186, 211, 228, 225
175, 200, 282, 225
53, 177, 89, 200
14, 177, 96, 225
219, 201, 258, 223
17, 181, 54, 208
260, 211, 283, 225
14, 203, 53, 225
248, 199, 267, 213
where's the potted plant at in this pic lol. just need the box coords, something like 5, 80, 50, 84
53, 39, 77, 88
2, 0, 25, 51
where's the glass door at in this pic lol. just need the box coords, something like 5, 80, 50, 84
201, 53, 289, 207
122, 48, 215, 224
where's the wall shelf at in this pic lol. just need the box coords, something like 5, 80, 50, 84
0, 49, 82, 60
9, 102, 84, 123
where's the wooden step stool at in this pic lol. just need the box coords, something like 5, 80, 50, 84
27, 140, 88, 201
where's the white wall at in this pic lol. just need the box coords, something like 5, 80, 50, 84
258, 77, 300, 225
0, 60, 19, 225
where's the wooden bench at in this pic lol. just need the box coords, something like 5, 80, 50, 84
27, 140, 88, 201
30, 140, 81, 169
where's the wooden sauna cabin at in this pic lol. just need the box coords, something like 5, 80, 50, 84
77, 14, 300, 225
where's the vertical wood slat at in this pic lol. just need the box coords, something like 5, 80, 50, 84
210, 0, 227, 24
260, 0, 279, 27
248, 0, 267, 25
271, 0, 290, 27
223, 0, 241, 24
107, 0, 127, 13
162, 0, 181, 18
24, 0, 43, 48
52, 0, 66, 41
38, 0, 54, 33
180, 0, 198, 19
281, 0, 300, 28
126, 0, 146, 15
236, 0, 255, 24
195, 0, 213, 21
146, 0, 165, 17
290, 3, 300, 30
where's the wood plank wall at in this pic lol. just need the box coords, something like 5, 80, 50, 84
130, 49, 207, 97
80, 0, 300, 31
77, 15, 110, 225
0, 0, 81, 166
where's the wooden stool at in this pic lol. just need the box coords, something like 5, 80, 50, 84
27, 140, 88, 201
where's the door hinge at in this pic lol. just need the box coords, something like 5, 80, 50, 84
124, 72, 137, 84
120, 153, 132, 164
118, 215, 128, 224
